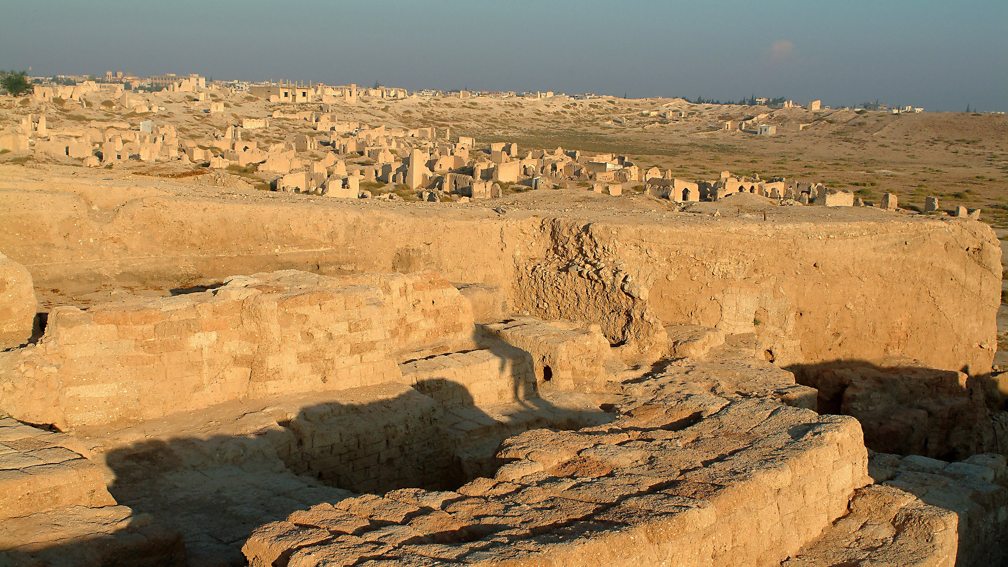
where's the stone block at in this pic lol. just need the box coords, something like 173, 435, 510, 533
0, 252, 36, 349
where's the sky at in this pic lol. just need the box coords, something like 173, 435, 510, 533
1, 0, 1006, 111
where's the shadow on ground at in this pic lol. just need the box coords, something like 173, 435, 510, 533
1, 370, 610, 565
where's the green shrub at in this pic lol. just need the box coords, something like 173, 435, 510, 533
0, 70, 31, 96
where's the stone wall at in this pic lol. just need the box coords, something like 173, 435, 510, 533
242, 397, 870, 566
0, 270, 473, 430
870, 452, 1008, 566
401, 348, 535, 407
482, 318, 612, 392
279, 383, 461, 493
790, 358, 1006, 460
785, 484, 959, 567
344, 271, 475, 359
790, 452, 1008, 567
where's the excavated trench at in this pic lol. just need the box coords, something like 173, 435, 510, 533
515, 222, 1008, 464
101, 375, 616, 563
1, 188, 1005, 564
788, 361, 1008, 460
269, 383, 616, 494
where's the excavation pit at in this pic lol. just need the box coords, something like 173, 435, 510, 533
0, 179, 1006, 566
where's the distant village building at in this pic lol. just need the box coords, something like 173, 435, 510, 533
249, 82, 314, 104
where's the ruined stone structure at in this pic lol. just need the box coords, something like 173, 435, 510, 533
0, 167, 1005, 565
0, 67, 1004, 567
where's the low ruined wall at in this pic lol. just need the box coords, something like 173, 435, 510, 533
0, 270, 473, 430
785, 484, 959, 567
871, 452, 1008, 567
280, 384, 461, 494
483, 318, 612, 391
243, 398, 870, 566
345, 271, 476, 359
789, 358, 1006, 460
0, 252, 36, 349
0, 184, 997, 374
792, 452, 1008, 567
401, 348, 535, 407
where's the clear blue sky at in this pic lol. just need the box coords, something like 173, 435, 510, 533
2, 0, 1006, 111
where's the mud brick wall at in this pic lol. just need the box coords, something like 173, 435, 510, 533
279, 385, 460, 493
401, 348, 535, 408
484, 318, 611, 391
346, 271, 475, 359
0, 270, 474, 430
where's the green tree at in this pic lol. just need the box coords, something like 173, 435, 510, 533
1, 70, 32, 96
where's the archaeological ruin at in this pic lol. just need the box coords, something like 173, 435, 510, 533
1, 66, 1007, 567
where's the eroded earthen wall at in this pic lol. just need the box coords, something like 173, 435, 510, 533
0, 188, 997, 373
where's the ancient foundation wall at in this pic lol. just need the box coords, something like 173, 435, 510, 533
280, 384, 461, 494
0, 270, 473, 430
789, 358, 1007, 460
482, 318, 612, 391
0, 188, 998, 373
401, 348, 536, 407
791, 452, 1008, 567
243, 399, 871, 566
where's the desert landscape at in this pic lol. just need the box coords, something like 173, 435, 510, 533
1, 4, 1008, 565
